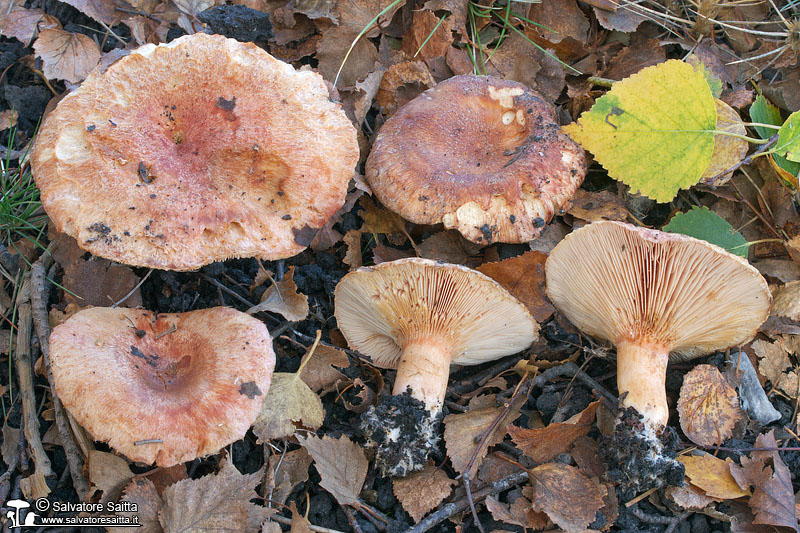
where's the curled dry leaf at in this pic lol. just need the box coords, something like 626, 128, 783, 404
159, 461, 264, 532
485, 494, 532, 529
375, 61, 437, 117
265, 448, 312, 507
508, 401, 599, 463
529, 462, 605, 533
443, 390, 525, 477
665, 482, 719, 511
108, 478, 163, 533
246, 266, 309, 322
729, 431, 799, 531
297, 434, 368, 507
253, 372, 324, 441
299, 344, 349, 393
417, 230, 483, 266
678, 454, 749, 500
753, 338, 792, 386
33, 28, 101, 84
476, 251, 555, 322
701, 100, 749, 186
86, 450, 134, 506
678, 364, 741, 446
392, 462, 456, 522
342, 230, 363, 269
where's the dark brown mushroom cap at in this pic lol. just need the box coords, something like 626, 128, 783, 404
31, 33, 359, 270
365, 75, 586, 244
49, 307, 275, 467
334, 257, 538, 368
546, 221, 771, 361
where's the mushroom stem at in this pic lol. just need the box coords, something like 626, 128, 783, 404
616, 340, 671, 427
392, 338, 452, 414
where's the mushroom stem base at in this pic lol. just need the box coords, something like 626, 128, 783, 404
616, 340, 670, 427
392, 338, 452, 414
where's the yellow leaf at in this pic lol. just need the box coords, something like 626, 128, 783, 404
563, 60, 716, 202
678, 454, 749, 500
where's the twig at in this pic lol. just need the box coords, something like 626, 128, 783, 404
462, 473, 485, 533
704, 134, 778, 186
15, 274, 55, 482
343, 506, 364, 533
630, 506, 690, 533
30, 251, 90, 497
533, 361, 618, 406
404, 471, 529, 533
113, 268, 152, 307
266, 514, 346, 533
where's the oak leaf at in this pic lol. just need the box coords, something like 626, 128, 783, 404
393, 463, 456, 522
678, 364, 741, 446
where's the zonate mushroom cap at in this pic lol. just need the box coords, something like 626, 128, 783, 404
365, 75, 586, 245
334, 257, 538, 368
32, 33, 359, 270
49, 307, 275, 467
545, 221, 771, 361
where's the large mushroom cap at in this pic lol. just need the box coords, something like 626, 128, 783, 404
334, 257, 538, 367
365, 75, 586, 245
49, 307, 275, 467
32, 33, 359, 270
546, 221, 771, 360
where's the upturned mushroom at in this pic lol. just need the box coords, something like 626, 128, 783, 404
49, 307, 275, 467
545, 221, 770, 489
365, 75, 586, 245
334, 258, 537, 476
31, 33, 359, 270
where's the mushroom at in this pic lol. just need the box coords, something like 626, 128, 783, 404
365, 75, 586, 245
31, 33, 359, 271
334, 257, 538, 476
49, 307, 275, 467
545, 221, 770, 490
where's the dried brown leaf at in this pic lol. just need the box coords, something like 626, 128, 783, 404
0, 110, 18, 132
59, 0, 133, 24
159, 461, 263, 532
418, 230, 482, 266
485, 494, 531, 528
1, 423, 20, 468
773, 281, 800, 320
678, 364, 741, 446
665, 482, 719, 510
529, 463, 604, 532
393, 463, 456, 522
753, 338, 792, 385
567, 189, 628, 223
779, 370, 798, 399
246, 266, 309, 322
476, 251, 554, 322
401, 10, 453, 63
526, 0, 588, 44
266, 448, 312, 507
86, 450, 134, 506
375, 60, 437, 117
729, 431, 798, 531
570, 435, 604, 479
443, 390, 524, 477
508, 401, 599, 463
297, 434, 368, 507
343, 230, 363, 269
34, 29, 101, 84
701, 100, 749, 186
253, 372, 324, 441
678, 454, 749, 500
109, 478, 163, 533
289, 501, 313, 533
0, 8, 60, 45
299, 344, 349, 393
358, 196, 407, 244
594, 5, 646, 32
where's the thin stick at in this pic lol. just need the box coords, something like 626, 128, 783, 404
31, 251, 90, 497
113, 268, 152, 307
